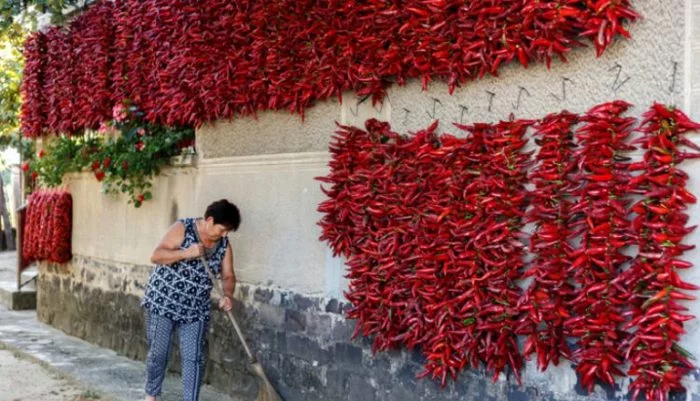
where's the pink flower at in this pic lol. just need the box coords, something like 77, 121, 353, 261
98, 121, 110, 134
137, 127, 146, 136
112, 104, 128, 122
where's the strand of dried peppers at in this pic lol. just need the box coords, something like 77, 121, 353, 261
21, 192, 39, 263
623, 104, 700, 401
19, 32, 46, 138
457, 119, 533, 383
50, 192, 73, 264
518, 111, 580, 371
566, 100, 636, 391
413, 124, 485, 385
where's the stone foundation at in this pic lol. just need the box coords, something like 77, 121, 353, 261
37, 256, 698, 401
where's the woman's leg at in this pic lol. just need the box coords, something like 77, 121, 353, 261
179, 319, 209, 401
144, 312, 175, 400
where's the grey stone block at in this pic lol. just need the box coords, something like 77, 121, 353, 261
0, 283, 36, 310
508, 388, 530, 401
334, 343, 363, 365
669, 391, 688, 401
285, 309, 306, 332
327, 368, 350, 393
326, 298, 341, 314
348, 375, 377, 401
293, 293, 316, 311
332, 319, 356, 342
287, 335, 330, 364
398, 364, 419, 390
275, 331, 287, 354
254, 288, 274, 303
306, 313, 332, 337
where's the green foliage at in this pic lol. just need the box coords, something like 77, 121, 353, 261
25, 103, 195, 207
0, 21, 24, 144
0, 0, 91, 33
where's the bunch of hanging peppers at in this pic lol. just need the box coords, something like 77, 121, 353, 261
623, 104, 700, 401
461, 119, 532, 384
21, 190, 73, 263
408, 124, 481, 386
318, 118, 533, 385
518, 111, 579, 371
317, 102, 700, 397
565, 101, 637, 391
22, 0, 639, 136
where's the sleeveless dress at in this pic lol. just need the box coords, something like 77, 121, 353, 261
141, 218, 228, 323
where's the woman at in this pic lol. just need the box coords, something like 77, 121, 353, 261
141, 199, 241, 401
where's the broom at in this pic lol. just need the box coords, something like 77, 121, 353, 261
195, 234, 283, 401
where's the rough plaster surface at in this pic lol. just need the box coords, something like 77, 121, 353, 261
690, 0, 700, 121
197, 100, 341, 158
195, 154, 329, 295
63, 168, 197, 266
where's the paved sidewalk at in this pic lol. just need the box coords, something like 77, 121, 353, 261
0, 348, 86, 401
0, 306, 242, 401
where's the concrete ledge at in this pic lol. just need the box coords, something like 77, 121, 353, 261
0, 281, 36, 310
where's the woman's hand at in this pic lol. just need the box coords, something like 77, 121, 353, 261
183, 243, 203, 259
219, 295, 233, 312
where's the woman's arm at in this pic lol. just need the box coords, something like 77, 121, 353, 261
150, 221, 202, 265
220, 243, 236, 298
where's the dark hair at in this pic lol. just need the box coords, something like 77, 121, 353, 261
205, 199, 241, 231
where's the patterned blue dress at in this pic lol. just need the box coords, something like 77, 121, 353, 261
141, 218, 228, 323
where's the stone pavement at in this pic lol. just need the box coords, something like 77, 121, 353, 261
0, 305, 244, 401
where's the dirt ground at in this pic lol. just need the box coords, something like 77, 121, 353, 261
0, 349, 100, 401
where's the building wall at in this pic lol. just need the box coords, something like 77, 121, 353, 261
38, 1, 700, 400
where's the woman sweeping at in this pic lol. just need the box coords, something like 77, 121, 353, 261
141, 199, 241, 401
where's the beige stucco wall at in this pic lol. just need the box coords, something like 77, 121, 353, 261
63, 168, 197, 267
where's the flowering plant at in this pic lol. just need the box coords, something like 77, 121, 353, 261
23, 102, 195, 207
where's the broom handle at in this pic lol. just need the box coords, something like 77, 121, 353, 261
193, 230, 256, 362
201, 256, 256, 362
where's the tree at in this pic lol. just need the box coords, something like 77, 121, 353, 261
0, 22, 23, 141
0, 0, 91, 34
